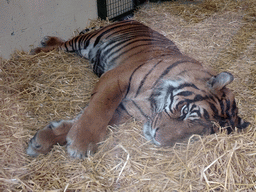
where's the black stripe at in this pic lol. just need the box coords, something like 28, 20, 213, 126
111, 43, 153, 63
108, 29, 168, 44
93, 23, 140, 47
103, 29, 168, 54
209, 95, 217, 103
112, 45, 180, 65
79, 34, 93, 51
102, 21, 164, 41
209, 102, 219, 116
164, 109, 173, 119
183, 95, 209, 105
193, 94, 208, 102
70, 40, 75, 51
79, 35, 88, 48
135, 60, 163, 97
102, 38, 153, 59
230, 120, 235, 128
190, 104, 201, 118
176, 91, 193, 97
108, 39, 165, 61
83, 32, 98, 49
203, 109, 210, 120
118, 103, 131, 117
125, 63, 147, 98
85, 39, 90, 49
93, 49, 104, 76
226, 100, 230, 112
231, 100, 237, 117
219, 119, 226, 127
190, 104, 197, 111
175, 100, 185, 111
72, 30, 103, 50
225, 100, 231, 120
64, 43, 68, 51
78, 36, 82, 51
169, 92, 175, 113
132, 100, 149, 119
148, 96, 157, 114
152, 60, 193, 88
219, 100, 225, 115
104, 25, 150, 40
191, 109, 201, 118
73, 36, 80, 50
176, 83, 199, 91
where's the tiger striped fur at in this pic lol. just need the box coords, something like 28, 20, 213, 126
27, 20, 249, 159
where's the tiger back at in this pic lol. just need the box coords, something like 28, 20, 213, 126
27, 20, 249, 158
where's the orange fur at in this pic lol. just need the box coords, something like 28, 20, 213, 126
27, 20, 249, 158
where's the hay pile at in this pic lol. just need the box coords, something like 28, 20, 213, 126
1, 0, 255, 191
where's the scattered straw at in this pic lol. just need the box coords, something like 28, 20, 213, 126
0, 0, 255, 191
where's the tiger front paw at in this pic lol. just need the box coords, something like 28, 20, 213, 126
27, 123, 58, 156
66, 136, 98, 159
66, 123, 107, 159
26, 120, 73, 157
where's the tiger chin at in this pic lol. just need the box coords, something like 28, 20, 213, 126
27, 20, 250, 159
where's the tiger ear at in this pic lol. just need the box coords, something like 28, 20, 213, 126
207, 72, 234, 92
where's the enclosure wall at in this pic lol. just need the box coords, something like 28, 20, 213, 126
0, 0, 97, 59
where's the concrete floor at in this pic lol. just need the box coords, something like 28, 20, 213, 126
0, 0, 97, 59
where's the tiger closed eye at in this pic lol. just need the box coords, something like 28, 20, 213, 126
181, 105, 189, 114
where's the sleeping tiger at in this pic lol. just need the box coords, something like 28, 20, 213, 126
27, 20, 249, 159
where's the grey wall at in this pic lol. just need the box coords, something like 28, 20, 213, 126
0, 0, 97, 59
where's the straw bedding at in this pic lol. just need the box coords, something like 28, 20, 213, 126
0, 0, 255, 191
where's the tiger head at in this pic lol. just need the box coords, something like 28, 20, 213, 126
144, 71, 250, 146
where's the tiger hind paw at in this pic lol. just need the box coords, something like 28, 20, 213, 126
40, 36, 64, 47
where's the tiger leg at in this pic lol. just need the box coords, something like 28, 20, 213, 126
66, 69, 128, 159
30, 36, 65, 54
27, 120, 74, 157
109, 104, 133, 125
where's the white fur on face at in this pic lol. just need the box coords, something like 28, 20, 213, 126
143, 120, 161, 145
